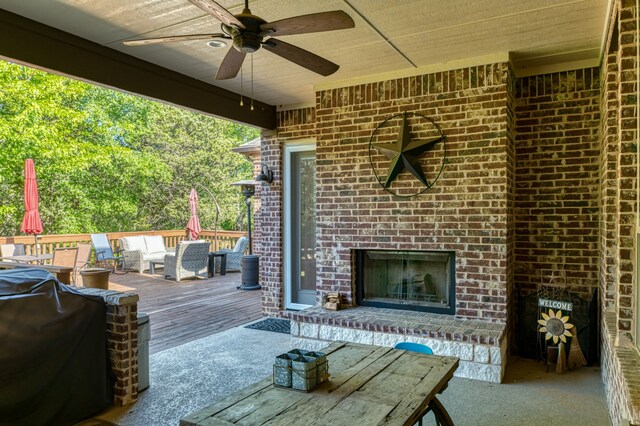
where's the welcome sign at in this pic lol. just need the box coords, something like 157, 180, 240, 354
538, 298, 573, 312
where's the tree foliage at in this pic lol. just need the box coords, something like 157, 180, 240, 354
0, 60, 259, 236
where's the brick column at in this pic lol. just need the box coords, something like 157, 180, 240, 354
76, 287, 140, 406
615, 0, 638, 344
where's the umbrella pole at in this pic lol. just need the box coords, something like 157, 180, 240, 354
194, 183, 221, 251
34, 234, 38, 256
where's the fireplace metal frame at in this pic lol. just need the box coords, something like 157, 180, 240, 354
354, 249, 456, 315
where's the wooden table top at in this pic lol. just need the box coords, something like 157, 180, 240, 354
0, 254, 53, 263
181, 341, 459, 426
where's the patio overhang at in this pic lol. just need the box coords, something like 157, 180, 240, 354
0, 8, 276, 130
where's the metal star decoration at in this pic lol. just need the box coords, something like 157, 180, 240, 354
372, 112, 444, 188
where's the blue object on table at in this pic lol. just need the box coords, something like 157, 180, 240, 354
394, 342, 434, 355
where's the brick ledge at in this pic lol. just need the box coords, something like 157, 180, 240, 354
282, 306, 504, 345
72, 286, 139, 305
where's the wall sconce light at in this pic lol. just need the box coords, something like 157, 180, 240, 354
255, 164, 273, 184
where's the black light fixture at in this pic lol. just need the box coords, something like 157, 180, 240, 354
255, 164, 273, 184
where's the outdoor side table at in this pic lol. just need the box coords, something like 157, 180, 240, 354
149, 260, 164, 275
208, 252, 227, 277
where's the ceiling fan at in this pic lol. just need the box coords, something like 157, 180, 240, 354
123, 0, 355, 80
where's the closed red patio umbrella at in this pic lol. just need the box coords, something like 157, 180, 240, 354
20, 159, 43, 255
186, 188, 201, 240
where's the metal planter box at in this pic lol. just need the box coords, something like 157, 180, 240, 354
291, 355, 317, 391
273, 353, 298, 388
272, 349, 329, 392
307, 351, 328, 384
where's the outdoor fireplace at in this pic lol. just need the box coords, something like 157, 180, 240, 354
354, 249, 455, 315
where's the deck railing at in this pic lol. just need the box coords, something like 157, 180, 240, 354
0, 229, 245, 255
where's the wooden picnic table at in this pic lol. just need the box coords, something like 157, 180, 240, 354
180, 341, 459, 426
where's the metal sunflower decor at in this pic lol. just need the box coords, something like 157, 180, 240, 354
538, 309, 574, 344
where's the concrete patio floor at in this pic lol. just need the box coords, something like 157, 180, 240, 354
87, 322, 610, 426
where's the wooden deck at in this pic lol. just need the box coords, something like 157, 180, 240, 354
106, 270, 262, 355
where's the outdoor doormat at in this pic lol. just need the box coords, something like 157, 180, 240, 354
245, 318, 291, 334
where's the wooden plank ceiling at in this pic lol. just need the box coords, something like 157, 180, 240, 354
0, 0, 609, 128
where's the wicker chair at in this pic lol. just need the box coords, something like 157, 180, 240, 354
120, 235, 172, 272
214, 236, 248, 272
164, 240, 210, 282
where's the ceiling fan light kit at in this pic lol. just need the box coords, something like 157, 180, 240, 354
124, 0, 355, 82
207, 39, 227, 48
221, 8, 265, 54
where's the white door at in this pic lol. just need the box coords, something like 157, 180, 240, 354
284, 143, 316, 309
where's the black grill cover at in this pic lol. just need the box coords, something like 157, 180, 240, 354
0, 269, 113, 426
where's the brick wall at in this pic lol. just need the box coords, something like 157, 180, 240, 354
514, 69, 601, 298
261, 64, 515, 323
314, 63, 514, 322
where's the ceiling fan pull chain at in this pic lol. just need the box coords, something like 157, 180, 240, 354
251, 55, 254, 111
240, 65, 244, 106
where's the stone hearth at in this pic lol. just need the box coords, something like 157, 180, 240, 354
283, 306, 506, 383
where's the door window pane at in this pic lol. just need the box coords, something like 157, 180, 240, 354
298, 154, 316, 291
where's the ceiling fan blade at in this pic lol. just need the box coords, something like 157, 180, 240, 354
260, 10, 354, 36
215, 47, 247, 80
263, 38, 339, 76
186, 0, 245, 29
123, 33, 227, 46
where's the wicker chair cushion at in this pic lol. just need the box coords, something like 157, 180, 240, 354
143, 252, 165, 262
122, 236, 146, 253
144, 235, 166, 254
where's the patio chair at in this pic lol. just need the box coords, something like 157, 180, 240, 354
90, 233, 124, 272
394, 341, 433, 355
0, 243, 26, 262
73, 243, 93, 284
164, 240, 210, 282
214, 237, 247, 272
52, 247, 79, 283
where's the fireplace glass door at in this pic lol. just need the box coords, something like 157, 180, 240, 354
355, 250, 455, 314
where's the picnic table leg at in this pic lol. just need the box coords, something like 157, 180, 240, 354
428, 396, 454, 426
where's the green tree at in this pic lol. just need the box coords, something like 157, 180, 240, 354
0, 60, 258, 236
137, 103, 258, 232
